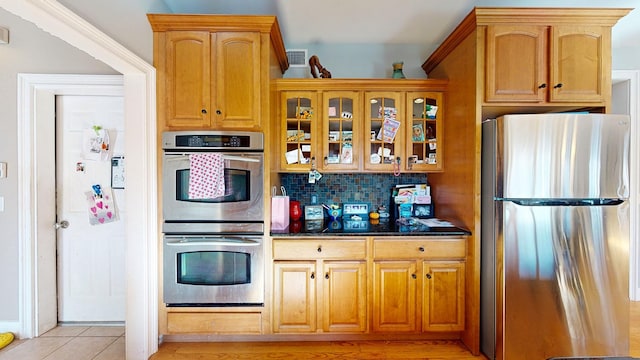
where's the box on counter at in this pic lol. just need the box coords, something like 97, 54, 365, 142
392, 184, 431, 204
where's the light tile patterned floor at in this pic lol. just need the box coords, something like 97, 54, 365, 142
0, 326, 124, 360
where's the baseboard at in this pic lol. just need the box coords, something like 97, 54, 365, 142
0, 321, 22, 338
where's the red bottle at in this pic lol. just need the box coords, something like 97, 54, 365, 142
290, 200, 302, 221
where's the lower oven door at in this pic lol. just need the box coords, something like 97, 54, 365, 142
163, 235, 264, 306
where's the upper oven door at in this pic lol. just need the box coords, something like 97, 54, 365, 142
162, 152, 264, 224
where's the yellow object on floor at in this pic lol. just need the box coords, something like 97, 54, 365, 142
0, 332, 14, 349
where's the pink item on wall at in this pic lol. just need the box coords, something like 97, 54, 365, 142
189, 153, 225, 199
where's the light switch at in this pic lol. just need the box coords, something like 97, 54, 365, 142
0, 162, 6, 178
0, 196, 4, 212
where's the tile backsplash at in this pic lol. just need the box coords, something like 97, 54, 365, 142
280, 173, 428, 209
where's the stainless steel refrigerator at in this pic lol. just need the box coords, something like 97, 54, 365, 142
481, 114, 631, 360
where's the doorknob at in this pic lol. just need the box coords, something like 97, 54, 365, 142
54, 220, 70, 229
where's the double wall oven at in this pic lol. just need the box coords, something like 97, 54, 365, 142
162, 131, 264, 306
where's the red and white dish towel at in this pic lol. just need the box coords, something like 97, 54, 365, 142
188, 153, 225, 199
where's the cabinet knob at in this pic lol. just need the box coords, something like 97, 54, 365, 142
325, 273, 329, 280
324, 156, 328, 166
554, 83, 563, 89
216, 109, 222, 115
310, 272, 315, 279
411, 273, 417, 279
538, 83, 547, 89
201, 109, 207, 114
418, 246, 425, 252
426, 273, 432, 280
317, 246, 322, 252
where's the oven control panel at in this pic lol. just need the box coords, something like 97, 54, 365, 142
180, 135, 247, 148
162, 131, 264, 151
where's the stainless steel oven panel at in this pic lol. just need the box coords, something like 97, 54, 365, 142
162, 152, 264, 223
163, 235, 264, 306
163, 221, 264, 234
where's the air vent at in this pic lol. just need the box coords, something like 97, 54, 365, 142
286, 49, 308, 67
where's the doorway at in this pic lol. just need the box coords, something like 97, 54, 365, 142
55, 95, 126, 323
15, 74, 125, 336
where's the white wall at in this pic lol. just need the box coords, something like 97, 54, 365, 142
0, 7, 116, 324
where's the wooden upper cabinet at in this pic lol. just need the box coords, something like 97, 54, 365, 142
485, 25, 547, 103
149, 14, 289, 131
162, 31, 260, 129
164, 31, 212, 128
550, 26, 607, 102
214, 32, 261, 128
485, 23, 611, 104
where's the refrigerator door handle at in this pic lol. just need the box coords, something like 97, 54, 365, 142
509, 199, 624, 206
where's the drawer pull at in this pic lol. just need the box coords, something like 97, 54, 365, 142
426, 273, 432, 279
325, 273, 329, 279
310, 272, 315, 279
418, 246, 425, 252
317, 246, 322, 252
411, 273, 417, 279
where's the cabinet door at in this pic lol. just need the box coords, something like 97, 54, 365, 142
422, 261, 465, 332
280, 92, 318, 171
322, 91, 360, 171
485, 25, 547, 103
164, 31, 211, 128
406, 92, 443, 171
365, 92, 404, 171
550, 25, 607, 103
322, 261, 367, 332
372, 261, 417, 332
273, 262, 316, 332
213, 32, 262, 129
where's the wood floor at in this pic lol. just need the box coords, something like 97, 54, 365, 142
3, 302, 639, 359
148, 301, 640, 359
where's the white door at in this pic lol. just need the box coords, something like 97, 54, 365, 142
55, 95, 126, 322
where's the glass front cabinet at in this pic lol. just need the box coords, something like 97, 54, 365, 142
406, 92, 443, 172
281, 92, 318, 171
277, 81, 446, 173
364, 92, 404, 172
322, 91, 360, 171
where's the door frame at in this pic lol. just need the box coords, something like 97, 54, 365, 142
19, 76, 125, 336
613, 69, 640, 301
4, 1, 159, 359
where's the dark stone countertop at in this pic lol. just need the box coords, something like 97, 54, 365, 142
270, 217, 471, 237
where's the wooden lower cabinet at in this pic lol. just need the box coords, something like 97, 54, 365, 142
372, 237, 466, 333
422, 261, 465, 331
323, 261, 367, 332
272, 238, 368, 333
272, 261, 317, 332
269, 236, 466, 336
372, 261, 417, 332
272, 260, 367, 333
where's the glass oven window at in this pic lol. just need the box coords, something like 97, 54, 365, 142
177, 250, 250, 285
176, 168, 250, 203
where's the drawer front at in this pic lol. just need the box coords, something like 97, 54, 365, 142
273, 239, 367, 260
373, 238, 466, 259
167, 312, 262, 334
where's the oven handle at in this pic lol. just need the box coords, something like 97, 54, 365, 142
163, 153, 260, 163
165, 237, 261, 247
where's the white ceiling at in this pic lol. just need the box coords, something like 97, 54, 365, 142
162, 0, 640, 49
